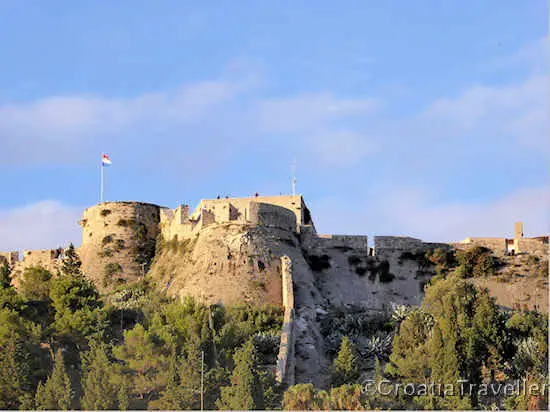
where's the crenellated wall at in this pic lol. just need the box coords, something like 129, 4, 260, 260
160, 198, 301, 242
276, 255, 295, 385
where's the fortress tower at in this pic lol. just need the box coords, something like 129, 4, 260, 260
78, 201, 161, 289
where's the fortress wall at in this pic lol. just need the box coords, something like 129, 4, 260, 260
424, 242, 453, 250
276, 255, 295, 385
199, 209, 216, 228
161, 220, 196, 242
196, 200, 234, 223
518, 238, 548, 255
197, 199, 248, 223
9, 248, 65, 282
249, 202, 296, 232
302, 234, 369, 255
375, 236, 424, 251
199, 195, 305, 229
79, 201, 161, 290
160, 206, 198, 241
0, 251, 19, 266
459, 237, 507, 254
320, 234, 369, 251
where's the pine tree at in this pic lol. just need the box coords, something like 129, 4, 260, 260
332, 336, 359, 386
148, 354, 184, 410
34, 380, 46, 410
35, 349, 73, 410
117, 379, 130, 410
330, 384, 365, 410
60, 243, 82, 277
113, 323, 171, 400
217, 339, 265, 410
0, 334, 30, 409
283, 384, 330, 410
0, 263, 12, 289
178, 341, 202, 409
19, 267, 52, 301
80, 343, 119, 409
428, 323, 445, 384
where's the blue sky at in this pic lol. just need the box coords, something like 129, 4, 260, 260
0, 0, 547, 250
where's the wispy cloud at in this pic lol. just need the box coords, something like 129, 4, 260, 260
0, 37, 546, 249
421, 74, 546, 149
0, 80, 241, 166
256, 93, 378, 134
0, 201, 82, 251
312, 185, 548, 242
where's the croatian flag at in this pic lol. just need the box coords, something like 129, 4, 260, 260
102, 154, 112, 166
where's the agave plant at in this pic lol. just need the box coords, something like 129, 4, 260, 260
253, 331, 280, 353
511, 337, 546, 376
365, 333, 393, 357
391, 304, 410, 323
110, 288, 146, 310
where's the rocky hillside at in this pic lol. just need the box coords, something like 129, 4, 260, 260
147, 221, 438, 386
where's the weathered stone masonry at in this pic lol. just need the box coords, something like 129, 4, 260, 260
276, 255, 295, 385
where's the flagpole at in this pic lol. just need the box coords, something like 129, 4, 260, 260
100, 161, 104, 203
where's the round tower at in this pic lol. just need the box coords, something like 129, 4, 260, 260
78, 201, 161, 290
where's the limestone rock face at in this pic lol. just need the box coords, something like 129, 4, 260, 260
149, 223, 294, 306
78, 202, 161, 290
147, 222, 332, 386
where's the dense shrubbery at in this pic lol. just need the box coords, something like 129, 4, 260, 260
1, 239, 546, 410
0, 250, 283, 410
285, 252, 548, 410
426, 246, 500, 280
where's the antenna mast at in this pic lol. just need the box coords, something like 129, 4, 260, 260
291, 157, 297, 196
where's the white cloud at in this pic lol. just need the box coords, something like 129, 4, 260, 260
257, 93, 378, 134
421, 74, 547, 149
489, 36, 548, 73
312, 186, 548, 243
0, 201, 82, 251
311, 130, 378, 167
0, 80, 240, 165
376, 186, 548, 242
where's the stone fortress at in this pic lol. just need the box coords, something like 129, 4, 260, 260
2, 194, 546, 282
1, 194, 548, 385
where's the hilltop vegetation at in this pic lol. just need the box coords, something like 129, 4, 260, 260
283, 246, 548, 410
0, 244, 547, 410
0, 245, 283, 410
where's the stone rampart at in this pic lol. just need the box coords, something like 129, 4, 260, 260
0, 251, 19, 266
7, 248, 66, 285
196, 195, 306, 231
518, 237, 548, 255
458, 237, 507, 254
374, 236, 426, 258
161, 196, 303, 242
276, 255, 295, 385
301, 233, 369, 257
249, 202, 297, 232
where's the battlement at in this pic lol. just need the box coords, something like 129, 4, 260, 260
454, 222, 548, 256
2, 195, 547, 296
160, 195, 310, 242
